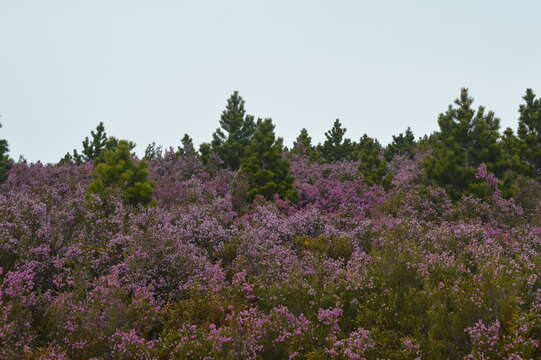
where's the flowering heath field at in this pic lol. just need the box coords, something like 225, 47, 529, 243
1, 151, 540, 360
2, 89, 541, 359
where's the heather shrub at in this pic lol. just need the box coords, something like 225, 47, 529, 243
230, 171, 251, 213
0, 263, 41, 357
293, 235, 353, 260
512, 176, 541, 219
2, 146, 541, 359
397, 185, 454, 223
45, 273, 160, 360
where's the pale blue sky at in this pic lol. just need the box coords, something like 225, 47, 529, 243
1, 0, 540, 163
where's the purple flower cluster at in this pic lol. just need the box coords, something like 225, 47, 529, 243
0, 156, 540, 359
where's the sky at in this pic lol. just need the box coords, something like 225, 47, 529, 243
1, 0, 540, 163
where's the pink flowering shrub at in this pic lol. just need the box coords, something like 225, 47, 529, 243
0, 156, 540, 359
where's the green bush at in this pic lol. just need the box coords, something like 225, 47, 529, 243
87, 140, 155, 207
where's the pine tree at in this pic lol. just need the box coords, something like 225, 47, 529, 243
291, 128, 315, 158
177, 134, 197, 158
517, 88, 541, 178
358, 134, 393, 189
384, 127, 416, 161
143, 142, 162, 161
318, 119, 355, 162
82, 122, 108, 161
58, 152, 73, 165
0, 123, 11, 183
210, 91, 256, 170
497, 127, 530, 197
87, 140, 155, 207
59, 149, 84, 165
240, 118, 298, 202
416, 132, 438, 153
176, 133, 201, 177
199, 142, 212, 165
425, 88, 504, 200
60, 122, 111, 164
501, 128, 529, 175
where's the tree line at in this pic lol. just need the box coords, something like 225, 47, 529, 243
1, 88, 541, 205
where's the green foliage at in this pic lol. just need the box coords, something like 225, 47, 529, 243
206, 91, 256, 170
87, 140, 155, 207
177, 133, 197, 157
61, 122, 115, 165
358, 134, 393, 189
291, 128, 316, 158
317, 119, 355, 162
424, 88, 504, 200
82, 121, 108, 161
416, 132, 438, 153
230, 172, 251, 213
517, 88, 541, 178
0, 122, 11, 183
143, 141, 162, 161
512, 175, 541, 214
58, 150, 78, 165
240, 118, 298, 202
498, 128, 531, 197
384, 127, 416, 161
293, 235, 353, 260
199, 142, 212, 165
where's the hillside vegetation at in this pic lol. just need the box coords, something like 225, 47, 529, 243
1, 89, 541, 359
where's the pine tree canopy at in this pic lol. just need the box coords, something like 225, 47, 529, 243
210, 91, 256, 170
384, 127, 416, 161
61, 122, 112, 165
178, 134, 197, 158
318, 119, 355, 162
517, 88, 541, 177
291, 128, 315, 158
0, 123, 11, 183
87, 140, 155, 207
48, 87, 541, 202
358, 134, 393, 189
241, 118, 298, 202
425, 88, 504, 199
143, 142, 162, 161
82, 122, 108, 162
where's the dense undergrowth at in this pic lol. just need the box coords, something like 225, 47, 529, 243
1, 151, 541, 359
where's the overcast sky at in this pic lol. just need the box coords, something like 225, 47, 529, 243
1, 0, 540, 163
